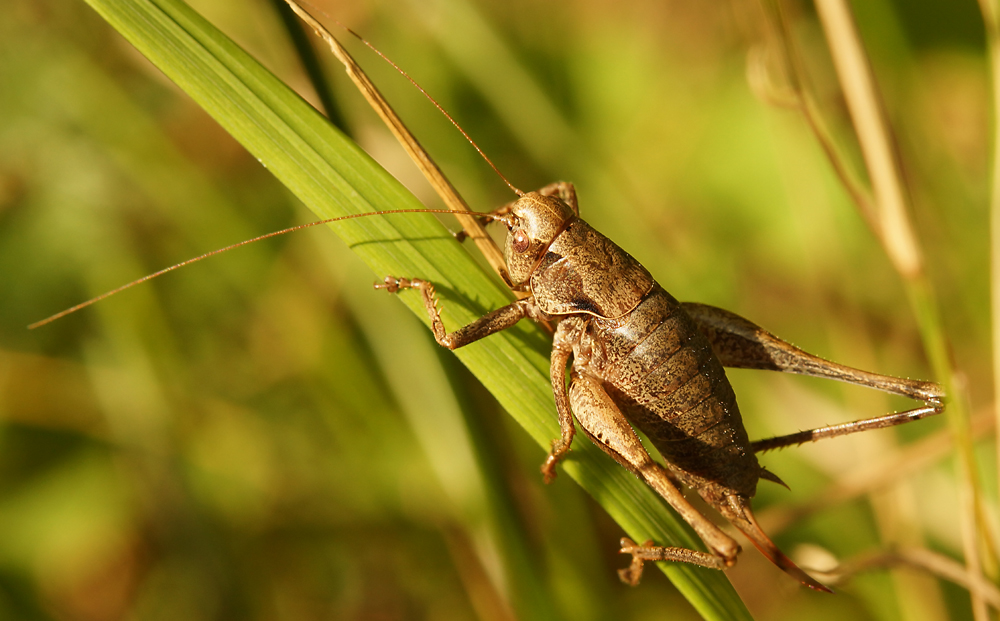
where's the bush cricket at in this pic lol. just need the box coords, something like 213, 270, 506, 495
277, 1, 946, 592
33, 0, 948, 600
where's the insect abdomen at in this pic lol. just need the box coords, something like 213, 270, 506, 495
588, 285, 760, 498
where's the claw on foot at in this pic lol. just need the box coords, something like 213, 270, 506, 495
541, 438, 572, 484
541, 453, 560, 484
618, 537, 653, 586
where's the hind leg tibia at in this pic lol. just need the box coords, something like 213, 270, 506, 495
567, 374, 741, 579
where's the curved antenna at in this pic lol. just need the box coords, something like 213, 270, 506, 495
302, 2, 523, 197
347, 30, 523, 197
28, 209, 485, 330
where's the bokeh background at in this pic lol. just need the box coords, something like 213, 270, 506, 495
0, 0, 996, 619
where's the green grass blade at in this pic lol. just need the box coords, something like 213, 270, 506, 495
78, 0, 750, 617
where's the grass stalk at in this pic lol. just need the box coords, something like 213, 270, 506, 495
76, 0, 750, 617
813, 0, 993, 617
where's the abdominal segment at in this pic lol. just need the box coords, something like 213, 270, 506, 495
583, 285, 761, 499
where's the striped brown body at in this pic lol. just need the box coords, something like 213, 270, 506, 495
390, 188, 940, 590
587, 286, 760, 502
529, 216, 760, 506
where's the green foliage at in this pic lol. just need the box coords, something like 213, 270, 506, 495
0, 0, 991, 619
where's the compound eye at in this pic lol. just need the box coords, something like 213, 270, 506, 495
512, 229, 530, 253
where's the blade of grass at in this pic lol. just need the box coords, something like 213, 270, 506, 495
77, 0, 750, 617
755, 0, 878, 231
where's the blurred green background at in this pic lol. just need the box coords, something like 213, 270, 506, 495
0, 0, 995, 619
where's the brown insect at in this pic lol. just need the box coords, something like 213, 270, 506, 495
374, 181, 944, 592
32, 1, 946, 594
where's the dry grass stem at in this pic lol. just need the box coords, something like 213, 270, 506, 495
754, 2, 877, 228
819, 548, 1000, 610
281, 0, 509, 284
813, 0, 921, 279
812, 0, 991, 616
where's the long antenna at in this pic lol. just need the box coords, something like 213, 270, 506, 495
28, 209, 481, 330
298, 1, 523, 197
32, 5, 523, 330
345, 28, 523, 197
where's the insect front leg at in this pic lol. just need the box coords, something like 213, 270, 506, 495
376, 276, 535, 349
456, 182, 577, 246
490, 182, 580, 225
535, 181, 578, 216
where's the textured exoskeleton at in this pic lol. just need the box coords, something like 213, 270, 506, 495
380, 183, 944, 591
